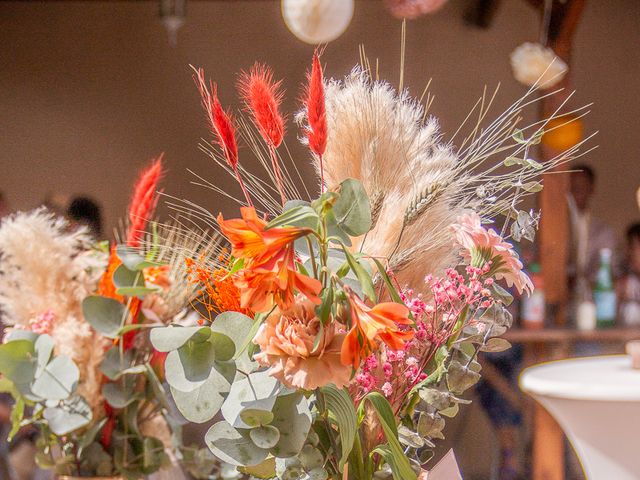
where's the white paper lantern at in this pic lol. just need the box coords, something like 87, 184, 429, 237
282, 0, 354, 45
510, 42, 568, 89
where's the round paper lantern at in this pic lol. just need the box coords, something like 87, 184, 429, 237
542, 116, 583, 151
282, 0, 354, 44
510, 42, 568, 89
384, 0, 449, 19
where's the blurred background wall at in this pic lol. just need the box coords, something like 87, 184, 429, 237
1, 0, 638, 240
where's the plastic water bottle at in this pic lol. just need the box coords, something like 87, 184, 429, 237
594, 248, 616, 329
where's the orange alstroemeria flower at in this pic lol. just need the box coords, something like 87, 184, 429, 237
217, 207, 322, 313
340, 288, 414, 370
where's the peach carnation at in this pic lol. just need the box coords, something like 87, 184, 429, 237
253, 298, 351, 390
450, 212, 533, 295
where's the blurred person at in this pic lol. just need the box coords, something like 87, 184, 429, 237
568, 165, 619, 285
618, 223, 640, 326
67, 196, 103, 239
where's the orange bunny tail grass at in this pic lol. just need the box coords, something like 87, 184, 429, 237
305, 51, 328, 191
238, 62, 285, 148
192, 66, 252, 206
126, 156, 164, 248
238, 63, 287, 205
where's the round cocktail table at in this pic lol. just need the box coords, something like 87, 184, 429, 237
520, 355, 640, 480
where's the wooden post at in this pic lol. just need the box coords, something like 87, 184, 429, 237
530, 1, 587, 479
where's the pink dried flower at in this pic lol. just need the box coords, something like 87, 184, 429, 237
29, 310, 55, 335
450, 212, 533, 295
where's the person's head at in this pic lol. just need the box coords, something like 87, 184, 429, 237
570, 164, 596, 212
67, 196, 103, 238
627, 223, 640, 274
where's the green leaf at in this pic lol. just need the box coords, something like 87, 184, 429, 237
525, 158, 544, 170
205, 421, 269, 467
267, 205, 318, 230
8, 396, 24, 440
269, 393, 312, 458
321, 385, 357, 471
332, 178, 372, 236
115, 286, 158, 298
491, 283, 514, 306
341, 245, 375, 302
316, 287, 334, 326
503, 156, 523, 167
221, 370, 280, 429
0, 340, 36, 385
446, 360, 481, 395
150, 325, 211, 352
372, 259, 404, 306
78, 418, 108, 450
250, 425, 281, 449
102, 381, 137, 408
360, 392, 416, 480
82, 295, 127, 338
34, 334, 54, 378
481, 337, 512, 353
164, 340, 217, 392
116, 245, 162, 270
31, 355, 79, 400
240, 409, 274, 427
239, 457, 277, 479
112, 264, 144, 289
522, 181, 543, 193
100, 347, 134, 381
43, 396, 92, 435
170, 363, 231, 423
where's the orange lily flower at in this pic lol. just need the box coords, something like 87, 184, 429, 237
340, 287, 414, 369
218, 207, 321, 313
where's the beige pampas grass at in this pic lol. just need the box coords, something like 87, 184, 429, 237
0, 208, 109, 416
319, 68, 592, 291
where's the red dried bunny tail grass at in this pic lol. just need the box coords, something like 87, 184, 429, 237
192, 67, 252, 206
238, 63, 287, 205
305, 50, 328, 190
238, 63, 285, 148
126, 156, 164, 248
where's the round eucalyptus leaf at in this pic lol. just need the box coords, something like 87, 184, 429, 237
170, 363, 232, 423
298, 444, 324, 470
112, 264, 144, 289
209, 331, 235, 362
239, 408, 274, 427
31, 355, 79, 400
221, 370, 280, 428
269, 393, 312, 458
210, 311, 256, 372
205, 421, 269, 467
249, 425, 280, 449
102, 382, 137, 409
332, 178, 372, 236
150, 325, 211, 352
164, 339, 216, 392
34, 334, 54, 378
82, 295, 127, 338
100, 347, 134, 381
446, 360, 481, 395
43, 396, 92, 435
0, 340, 36, 385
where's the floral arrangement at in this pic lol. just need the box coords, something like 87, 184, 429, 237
0, 160, 218, 478
147, 50, 586, 480
0, 45, 587, 479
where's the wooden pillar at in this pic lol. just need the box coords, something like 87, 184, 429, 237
534, 1, 587, 479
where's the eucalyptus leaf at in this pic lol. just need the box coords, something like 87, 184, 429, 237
31, 355, 79, 400
0, 340, 36, 385
82, 295, 127, 338
170, 362, 231, 423
481, 337, 512, 353
102, 380, 137, 408
267, 205, 319, 230
332, 178, 372, 236
100, 347, 134, 381
43, 396, 92, 435
221, 370, 280, 429
269, 392, 312, 458
446, 360, 481, 394
34, 334, 54, 378
113, 264, 144, 289
150, 325, 211, 352
240, 408, 274, 427
116, 245, 161, 270
249, 425, 281, 449
212, 311, 257, 373
205, 421, 269, 467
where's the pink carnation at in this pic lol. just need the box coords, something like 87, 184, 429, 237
253, 298, 352, 390
450, 213, 533, 295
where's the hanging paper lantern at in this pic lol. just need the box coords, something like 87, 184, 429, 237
510, 42, 568, 89
281, 0, 354, 44
384, 0, 449, 19
542, 116, 583, 151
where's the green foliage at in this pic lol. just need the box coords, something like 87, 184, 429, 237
320, 385, 357, 471
82, 295, 127, 338
332, 178, 372, 237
